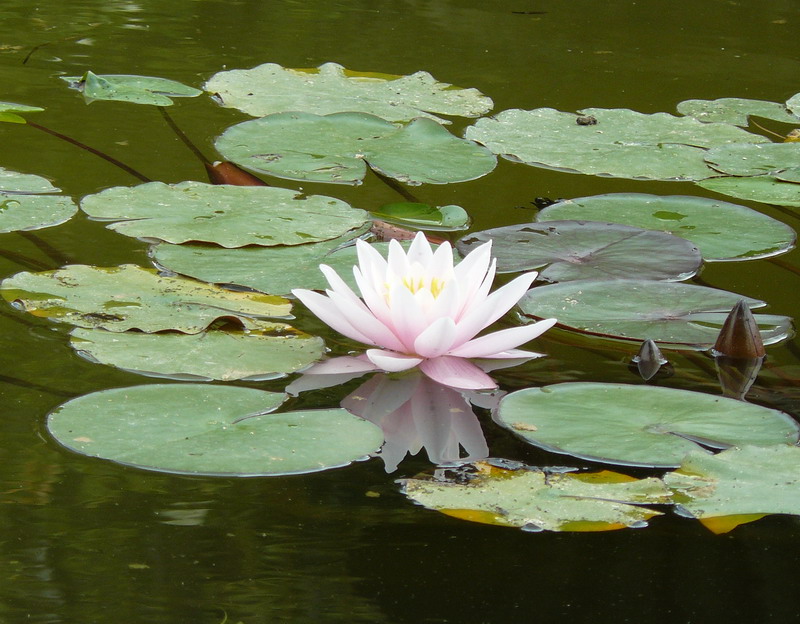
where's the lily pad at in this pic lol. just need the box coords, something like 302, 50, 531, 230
80, 181, 370, 247
664, 445, 800, 533
1, 264, 291, 333
70, 325, 325, 381
370, 202, 470, 231
0, 169, 76, 233
677, 98, 800, 127
465, 107, 768, 181
518, 279, 793, 348
61, 71, 202, 106
534, 193, 796, 261
697, 176, 800, 207
788, 92, 800, 117
401, 460, 671, 532
215, 112, 496, 185
46, 384, 383, 476
456, 220, 701, 282
495, 383, 799, 467
704, 143, 800, 176
0, 167, 59, 194
205, 62, 493, 123
150, 229, 373, 295
0, 101, 44, 124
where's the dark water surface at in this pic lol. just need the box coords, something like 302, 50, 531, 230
1, 1, 799, 622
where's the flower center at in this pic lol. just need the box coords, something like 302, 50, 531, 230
401, 275, 446, 298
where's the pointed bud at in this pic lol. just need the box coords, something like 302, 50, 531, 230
205, 161, 269, 186
631, 339, 668, 381
712, 300, 765, 358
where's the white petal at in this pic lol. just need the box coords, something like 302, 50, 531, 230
448, 318, 557, 358
366, 349, 424, 372
326, 289, 408, 352
413, 316, 458, 358
406, 231, 434, 266
388, 281, 427, 351
419, 356, 497, 390
292, 289, 376, 345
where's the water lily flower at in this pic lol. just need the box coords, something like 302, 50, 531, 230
292, 232, 556, 389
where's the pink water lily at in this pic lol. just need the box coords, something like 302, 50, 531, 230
292, 232, 556, 389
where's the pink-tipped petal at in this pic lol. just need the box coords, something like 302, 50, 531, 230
366, 349, 424, 372
325, 289, 408, 352
406, 231, 434, 266
419, 355, 498, 390
413, 316, 458, 358
449, 318, 557, 359
292, 288, 376, 345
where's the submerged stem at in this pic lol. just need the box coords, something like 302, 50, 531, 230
370, 166, 421, 203
158, 106, 211, 164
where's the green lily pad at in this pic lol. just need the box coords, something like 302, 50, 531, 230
0, 167, 59, 194
697, 176, 800, 207
46, 384, 383, 476
370, 202, 470, 231
70, 325, 324, 381
61, 71, 202, 106
150, 228, 372, 296
215, 112, 496, 185
664, 445, 800, 533
677, 97, 800, 127
205, 62, 493, 123
535, 193, 796, 261
0, 101, 44, 124
465, 107, 768, 181
1, 264, 291, 333
495, 383, 799, 468
0, 168, 76, 233
704, 143, 800, 176
518, 279, 793, 348
786, 92, 800, 117
456, 221, 701, 282
80, 181, 370, 247
401, 460, 671, 532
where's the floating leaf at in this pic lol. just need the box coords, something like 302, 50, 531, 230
0, 101, 44, 124
518, 279, 793, 348
495, 383, 799, 467
704, 143, 800, 176
47, 384, 383, 476
456, 220, 701, 282
697, 176, 800, 207
0, 168, 76, 233
205, 62, 493, 123
786, 92, 800, 117
677, 98, 800, 127
61, 71, 202, 106
150, 228, 374, 295
80, 181, 370, 247
370, 202, 470, 231
401, 460, 671, 532
534, 193, 796, 262
70, 326, 324, 381
465, 107, 767, 181
664, 445, 800, 533
1, 264, 291, 333
215, 112, 496, 185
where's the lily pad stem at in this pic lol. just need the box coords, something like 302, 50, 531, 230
370, 166, 421, 203
158, 106, 210, 164
25, 120, 151, 183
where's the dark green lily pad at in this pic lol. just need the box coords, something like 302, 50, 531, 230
47, 384, 383, 476
664, 445, 800, 533
535, 193, 796, 261
518, 279, 793, 348
704, 143, 800, 176
677, 98, 800, 127
70, 325, 324, 381
80, 181, 370, 247
370, 202, 470, 231
401, 460, 671, 532
61, 71, 202, 106
456, 220, 701, 282
150, 228, 373, 295
0, 101, 44, 124
215, 112, 496, 185
697, 176, 800, 207
495, 383, 799, 467
1, 264, 291, 333
205, 62, 493, 123
465, 107, 767, 181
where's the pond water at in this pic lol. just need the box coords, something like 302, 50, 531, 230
1, 1, 799, 622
